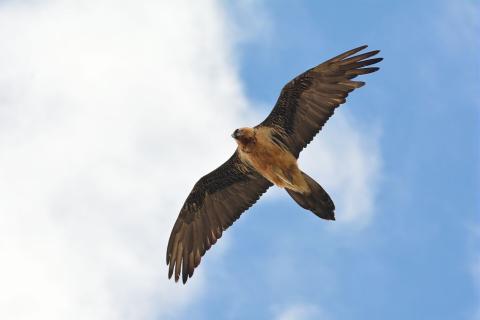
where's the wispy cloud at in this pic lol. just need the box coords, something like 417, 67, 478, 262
275, 303, 329, 320
300, 112, 382, 227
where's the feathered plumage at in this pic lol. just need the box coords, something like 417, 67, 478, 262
167, 45, 382, 283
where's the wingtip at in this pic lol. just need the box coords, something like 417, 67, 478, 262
366, 57, 383, 64
326, 211, 335, 221
182, 269, 189, 284
326, 45, 370, 63
349, 44, 369, 55
358, 45, 383, 55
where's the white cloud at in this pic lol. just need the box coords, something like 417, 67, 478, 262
0, 0, 249, 319
0, 0, 381, 319
275, 303, 329, 320
226, 0, 273, 47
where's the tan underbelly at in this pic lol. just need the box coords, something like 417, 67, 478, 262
242, 144, 309, 193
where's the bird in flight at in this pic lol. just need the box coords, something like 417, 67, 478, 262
167, 45, 382, 283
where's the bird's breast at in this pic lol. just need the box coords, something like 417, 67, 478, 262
238, 130, 304, 190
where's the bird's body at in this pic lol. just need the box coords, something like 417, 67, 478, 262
167, 45, 383, 283
235, 126, 309, 193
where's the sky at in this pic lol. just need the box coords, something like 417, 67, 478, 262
0, 0, 478, 320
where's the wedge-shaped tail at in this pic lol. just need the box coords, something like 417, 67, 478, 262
286, 172, 335, 220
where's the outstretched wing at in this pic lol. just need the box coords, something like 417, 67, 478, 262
166, 151, 272, 283
258, 45, 382, 158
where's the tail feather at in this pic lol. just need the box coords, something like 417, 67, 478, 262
286, 172, 335, 220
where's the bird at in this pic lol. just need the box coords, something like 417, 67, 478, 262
167, 45, 382, 283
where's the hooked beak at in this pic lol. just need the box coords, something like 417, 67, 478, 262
231, 129, 240, 139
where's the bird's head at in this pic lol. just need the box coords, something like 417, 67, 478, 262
231, 127, 256, 145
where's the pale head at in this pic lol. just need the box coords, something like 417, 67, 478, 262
231, 127, 256, 146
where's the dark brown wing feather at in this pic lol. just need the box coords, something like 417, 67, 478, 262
166, 151, 272, 283
258, 45, 382, 157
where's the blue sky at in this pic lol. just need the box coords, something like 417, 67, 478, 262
0, 1, 477, 320
178, 1, 479, 319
